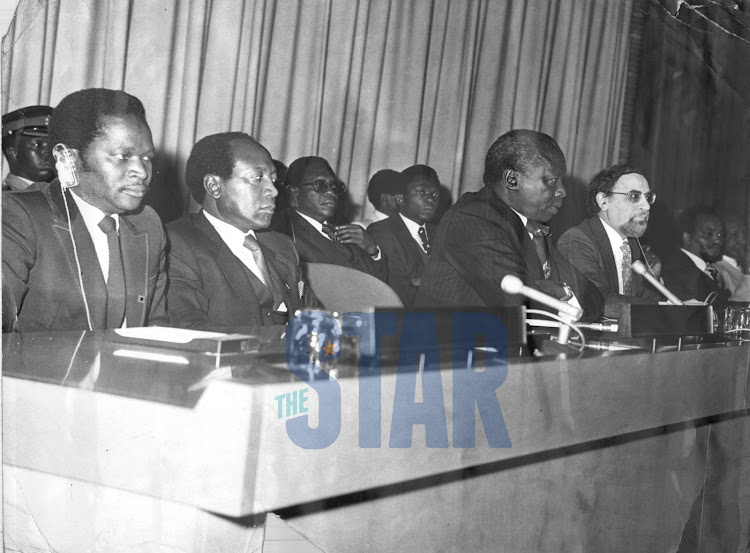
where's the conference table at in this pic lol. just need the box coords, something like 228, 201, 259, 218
2, 320, 749, 552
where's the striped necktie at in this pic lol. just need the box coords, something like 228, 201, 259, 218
621, 239, 633, 295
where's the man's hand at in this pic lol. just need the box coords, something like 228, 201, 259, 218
533, 279, 568, 300
332, 224, 379, 256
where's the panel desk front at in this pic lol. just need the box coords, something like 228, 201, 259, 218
3, 328, 749, 552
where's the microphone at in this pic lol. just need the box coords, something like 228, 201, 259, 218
631, 260, 684, 306
500, 275, 583, 321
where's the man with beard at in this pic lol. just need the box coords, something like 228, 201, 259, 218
167, 133, 317, 331
557, 165, 663, 315
268, 156, 386, 280
1, 105, 56, 191
661, 206, 731, 304
368, 165, 440, 307
416, 129, 603, 321
2, 89, 167, 332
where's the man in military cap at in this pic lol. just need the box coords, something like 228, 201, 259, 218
1, 105, 56, 191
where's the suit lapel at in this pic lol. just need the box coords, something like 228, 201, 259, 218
49, 186, 107, 329
391, 215, 425, 272
259, 241, 298, 313
195, 212, 263, 315
589, 217, 620, 293
292, 212, 354, 265
489, 192, 545, 280
119, 215, 149, 326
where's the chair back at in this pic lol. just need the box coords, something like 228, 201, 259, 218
301, 262, 404, 312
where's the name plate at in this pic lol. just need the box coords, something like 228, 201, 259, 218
616, 305, 714, 338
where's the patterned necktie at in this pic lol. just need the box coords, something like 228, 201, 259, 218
243, 233, 272, 287
98, 215, 126, 328
417, 226, 430, 255
526, 220, 551, 279
620, 239, 633, 295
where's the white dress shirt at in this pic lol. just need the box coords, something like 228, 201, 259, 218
599, 217, 627, 294
69, 191, 119, 283
399, 213, 428, 254
203, 210, 266, 283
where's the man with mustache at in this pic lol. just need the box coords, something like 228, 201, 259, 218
557, 165, 663, 315
368, 164, 440, 307
661, 206, 731, 304
1, 105, 56, 191
2, 88, 167, 332
167, 132, 316, 331
268, 156, 386, 280
416, 129, 603, 320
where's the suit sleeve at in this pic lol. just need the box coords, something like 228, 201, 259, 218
557, 228, 613, 298
146, 221, 169, 326
368, 226, 417, 307
2, 195, 35, 332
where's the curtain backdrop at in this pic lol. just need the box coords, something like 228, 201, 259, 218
2, 0, 633, 233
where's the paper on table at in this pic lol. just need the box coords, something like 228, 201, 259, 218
114, 327, 231, 344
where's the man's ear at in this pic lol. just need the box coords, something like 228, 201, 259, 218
395, 194, 405, 209
681, 231, 691, 247
596, 191, 608, 212
503, 169, 519, 190
204, 174, 221, 199
288, 186, 299, 208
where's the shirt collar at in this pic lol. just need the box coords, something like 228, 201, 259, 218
599, 216, 626, 251
509, 207, 528, 229
399, 212, 424, 234
681, 248, 708, 272
69, 190, 119, 231
203, 210, 256, 246
296, 210, 327, 233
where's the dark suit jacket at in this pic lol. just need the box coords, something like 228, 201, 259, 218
2, 180, 168, 332
662, 250, 729, 304
266, 208, 386, 281
368, 215, 434, 307
557, 216, 663, 312
166, 212, 316, 332
415, 186, 603, 321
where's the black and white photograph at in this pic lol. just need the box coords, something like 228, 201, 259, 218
1, 0, 749, 551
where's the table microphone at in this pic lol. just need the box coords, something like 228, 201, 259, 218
500, 275, 583, 321
631, 261, 684, 305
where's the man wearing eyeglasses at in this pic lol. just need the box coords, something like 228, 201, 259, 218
557, 165, 663, 314
368, 164, 440, 307
269, 156, 386, 280
661, 205, 731, 305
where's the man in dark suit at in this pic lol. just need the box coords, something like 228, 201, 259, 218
1, 105, 56, 191
557, 165, 663, 316
167, 133, 316, 332
662, 206, 731, 304
2, 88, 167, 333
416, 129, 603, 321
368, 165, 439, 307
268, 156, 386, 281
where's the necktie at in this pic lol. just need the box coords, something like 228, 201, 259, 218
322, 222, 335, 240
417, 226, 430, 255
526, 220, 551, 279
243, 234, 272, 287
621, 239, 633, 295
98, 215, 126, 328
